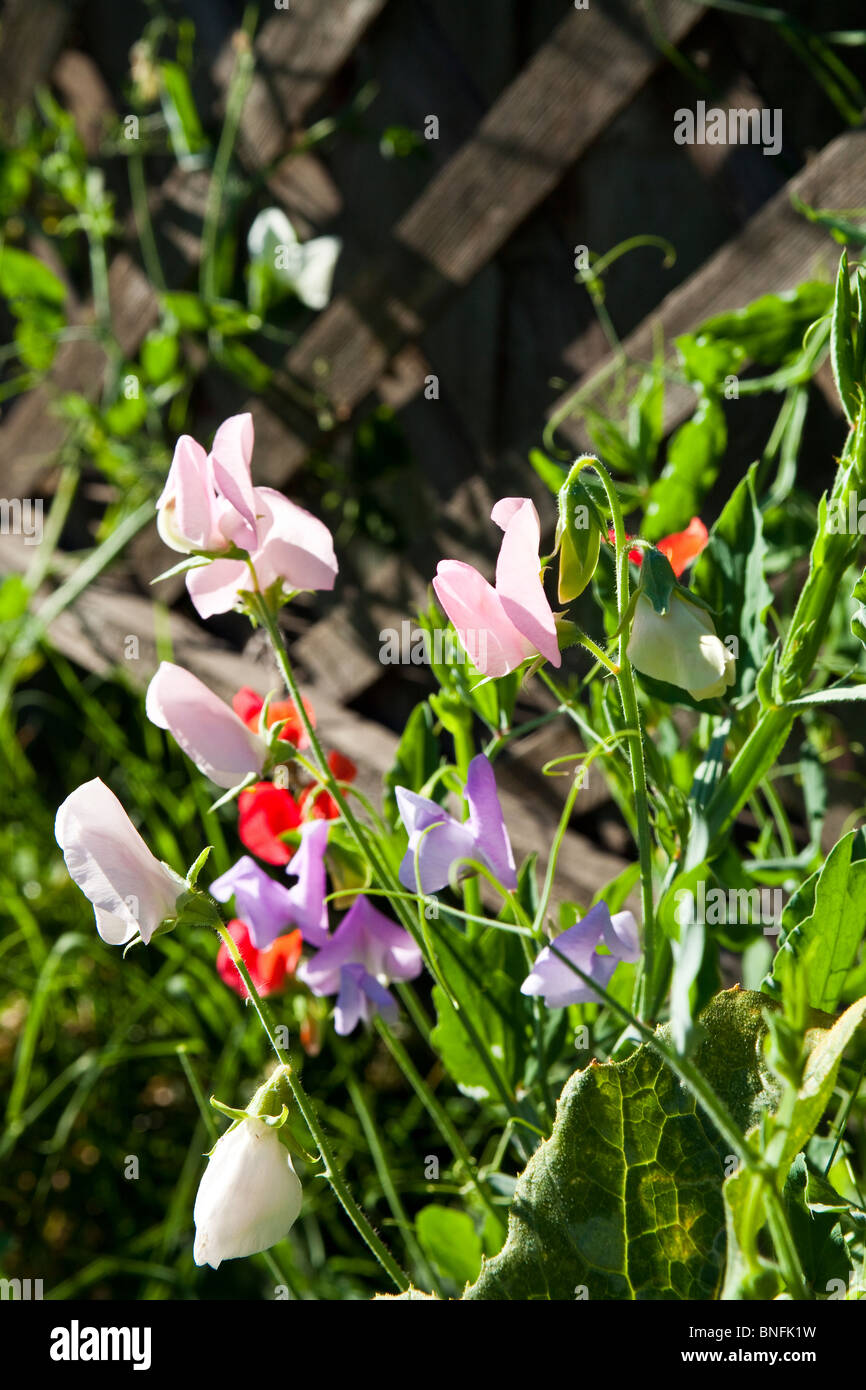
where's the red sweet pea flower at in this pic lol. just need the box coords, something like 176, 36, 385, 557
232, 686, 315, 749
657, 517, 708, 576
607, 517, 708, 578
217, 919, 303, 999
299, 750, 358, 821
238, 780, 302, 864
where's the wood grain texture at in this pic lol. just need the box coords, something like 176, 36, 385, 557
550, 128, 866, 450
285, 0, 704, 413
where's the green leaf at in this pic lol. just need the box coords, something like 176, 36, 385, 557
782, 1154, 852, 1292
215, 339, 272, 391
780, 994, 866, 1175
696, 282, 833, 367
676, 332, 745, 390
0, 246, 66, 304
692, 462, 773, 692
463, 989, 777, 1300
764, 829, 866, 1011
102, 390, 148, 437
644, 394, 726, 540
431, 920, 532, 1103
161, 291, 209, 332
158, 61, 208, 167
141, 329, 180, 384
786, 683, 866, 707
831, 249, 858, 424
383, 700, 441, 825
416, 1206, 482, 1287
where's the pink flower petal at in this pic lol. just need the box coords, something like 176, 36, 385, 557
252, 488, 338, 594
145, 662, 266, 789
433, 561, 531, 678
494, 498, 561, 668
185, 557, 251, 618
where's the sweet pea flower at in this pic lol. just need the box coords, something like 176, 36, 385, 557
217, 919, 303, 999
193, 1114, 302, 1269
156, 413, 258, 555
157, 414, 338, 619
433, 498, 561, 679
656, 517, 709, 576
610, 517, 709, 578
247, 207, 342, 312
186, 485, 338, 620
627, 590, 735, 701
298, 897, 423, 1035
55, 778, 187, 945
210, 820, 330, 949
238, 782, 303, 865
521, 902, 641, 1007
146, 662, 266, 789
232, 685, 315, 750
396, 753, 516, 895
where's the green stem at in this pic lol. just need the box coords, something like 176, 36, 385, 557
200, 15, 256, 302
214, 923, 409, 1291
128, 143, 166, 292
342, 1061, 439, 1291
567, 457, 657, 1013
375, 1017, 506, 1236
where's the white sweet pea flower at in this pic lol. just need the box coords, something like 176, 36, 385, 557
55, 779, 187, 945
627, 591, 735, 701
247, 207, 341, 311
193, 1114, 303, 1269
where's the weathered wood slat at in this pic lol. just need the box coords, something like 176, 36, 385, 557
215, 0, 389, 167
283, 0, 704, 415
0, 0, 387, 505
0, 0, 78, 135
549, 127, 866, 451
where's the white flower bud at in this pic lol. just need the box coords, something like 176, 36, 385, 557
627, 591, 735, 701
193, 1116, 302, 1269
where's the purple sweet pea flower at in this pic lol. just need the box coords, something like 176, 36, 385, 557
395, 753, 516, 895
334, 964, 399, 1035
298, 896, 422, 1035
521, 902, 641, 1008
210, 821, 330, 950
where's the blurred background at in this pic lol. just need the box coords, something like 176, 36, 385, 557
2, 0, 866, 1298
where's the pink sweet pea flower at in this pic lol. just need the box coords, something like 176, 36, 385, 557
157, 414, 339, 618
298, 897, 423, 1035
396, 753, 517, 895
185, 486, 338, 619
146, 662, 267, 789
433, 497, 560, 678
156, 414, 258, 555
521, 902, 641, 1007
55, 778, 187, 945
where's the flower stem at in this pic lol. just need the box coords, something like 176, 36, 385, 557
563, 458, 657, 1014
214, 922, 409, 1291
375, 1017, 506, 1236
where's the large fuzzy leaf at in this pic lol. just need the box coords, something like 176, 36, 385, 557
463, 989, 776, 1300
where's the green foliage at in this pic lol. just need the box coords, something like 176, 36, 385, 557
465, 991, 775, 1300
416, 1205, 482, 1287
765, 829, 866, 1012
